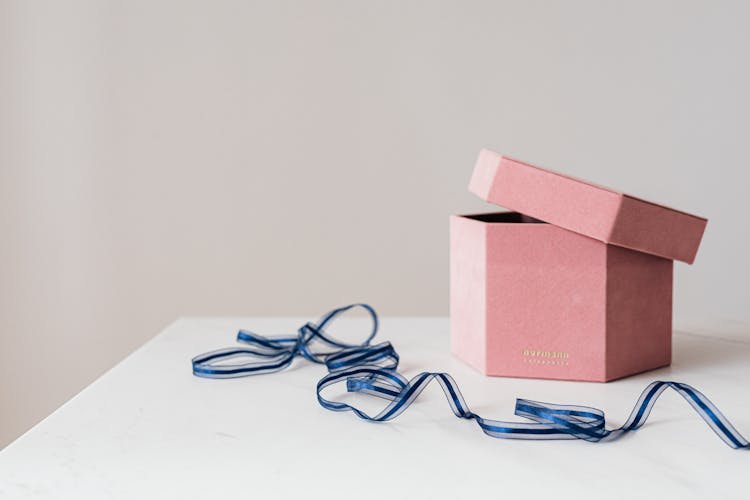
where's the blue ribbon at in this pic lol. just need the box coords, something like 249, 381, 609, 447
192, 304, 749, 449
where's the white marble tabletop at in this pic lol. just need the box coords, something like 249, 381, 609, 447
1, 316, 749, 499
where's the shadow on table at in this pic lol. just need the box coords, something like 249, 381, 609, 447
666, 329, 750, 372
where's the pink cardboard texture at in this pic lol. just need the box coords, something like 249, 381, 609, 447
450, 150, 705, 382
469, 150, 707, 264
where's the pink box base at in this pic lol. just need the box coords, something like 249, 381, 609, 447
450, 212, 673, 382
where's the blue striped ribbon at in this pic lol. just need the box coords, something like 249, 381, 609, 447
192, 304, 749, 449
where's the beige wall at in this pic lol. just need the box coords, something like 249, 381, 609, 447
2, 0, 749, 447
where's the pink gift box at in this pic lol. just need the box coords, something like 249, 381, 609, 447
450, 150, 708, 382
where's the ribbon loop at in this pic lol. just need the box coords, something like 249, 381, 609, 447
192, 303, 379, 378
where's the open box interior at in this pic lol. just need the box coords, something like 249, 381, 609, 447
459, 211, 546, 224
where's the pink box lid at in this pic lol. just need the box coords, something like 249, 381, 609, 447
469, 149, 708, 264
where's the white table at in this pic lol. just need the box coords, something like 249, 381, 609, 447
1, 317, 749, 499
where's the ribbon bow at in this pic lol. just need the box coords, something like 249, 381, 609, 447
192, 304, 749, 449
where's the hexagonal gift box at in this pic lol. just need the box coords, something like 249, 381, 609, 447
450, 150, 707, 382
